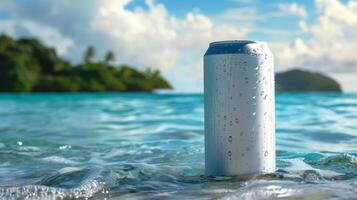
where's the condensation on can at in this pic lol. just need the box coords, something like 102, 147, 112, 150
204, 40, 275, 176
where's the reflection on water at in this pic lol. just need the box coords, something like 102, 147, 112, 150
0, 93, 356, 199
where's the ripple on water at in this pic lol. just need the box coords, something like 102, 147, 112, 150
0, 93, 356, 199
0, 180, 104, 200
222, 179, 357, 200
40, 156, 78, 165
0, 166, 109, 200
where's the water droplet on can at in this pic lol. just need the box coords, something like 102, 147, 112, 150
228, 136, 233, 142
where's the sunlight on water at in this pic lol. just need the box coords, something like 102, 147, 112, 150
0, 93, 356, 199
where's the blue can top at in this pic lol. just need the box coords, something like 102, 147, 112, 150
204, 40, 262, 56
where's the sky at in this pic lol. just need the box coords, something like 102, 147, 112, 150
0, 0, 356, 92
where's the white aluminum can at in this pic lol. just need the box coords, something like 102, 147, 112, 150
204, 40, 275, 176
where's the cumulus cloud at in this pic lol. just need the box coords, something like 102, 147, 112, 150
0, 20, 74, 55
273, 0, 357, 91
222, 3, 307, 22
222, 7, 264, 21
0, 0, 250, 91
90, 0, 251, 91
0, 0, 103, 60
0, 0, 356, 91
278, 3, 308, 18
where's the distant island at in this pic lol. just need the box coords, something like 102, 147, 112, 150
0, 35, 172, 92
275, 69, 342, 92
0, 35, 342, 93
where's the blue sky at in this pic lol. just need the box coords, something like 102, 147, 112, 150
127, 0, 313, 41
0, 0, 356, 91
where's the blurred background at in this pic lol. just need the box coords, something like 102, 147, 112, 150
0, 0, 356, 92
0, 1, 356, 199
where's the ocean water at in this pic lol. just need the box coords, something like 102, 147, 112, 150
0, 92, 356, 200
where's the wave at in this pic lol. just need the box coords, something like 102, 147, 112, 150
221, 179, 357, 200
0, 179, 105, 200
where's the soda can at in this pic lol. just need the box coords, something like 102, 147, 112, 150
204, 40, 275, 176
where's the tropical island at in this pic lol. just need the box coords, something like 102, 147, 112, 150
0, 35, 342, 93
275, 69, 342, 92
0, 35, 172, 92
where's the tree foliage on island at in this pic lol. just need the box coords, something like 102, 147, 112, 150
0, 35, 172, 92
275, 69, 341, 92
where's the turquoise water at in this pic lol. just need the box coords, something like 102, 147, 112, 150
0, 93, 356, 199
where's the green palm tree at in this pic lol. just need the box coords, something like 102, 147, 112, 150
84, 46, 95, 64
104, 50, 115, 64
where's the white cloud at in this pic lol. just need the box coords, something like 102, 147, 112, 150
332, 73, 357, 92
1, 0, 356, 91
0, 0, 251, 91
273, 0, 357, 91
222, 3, 307, 22
90, 0, 251, 91
222, 7, 263, 21
0, 20, 73, 55
18, 21, 74, 55
278, 3, 308, 18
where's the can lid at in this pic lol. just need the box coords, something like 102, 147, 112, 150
205, 40, 269, 56
209, 40, 255, 46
